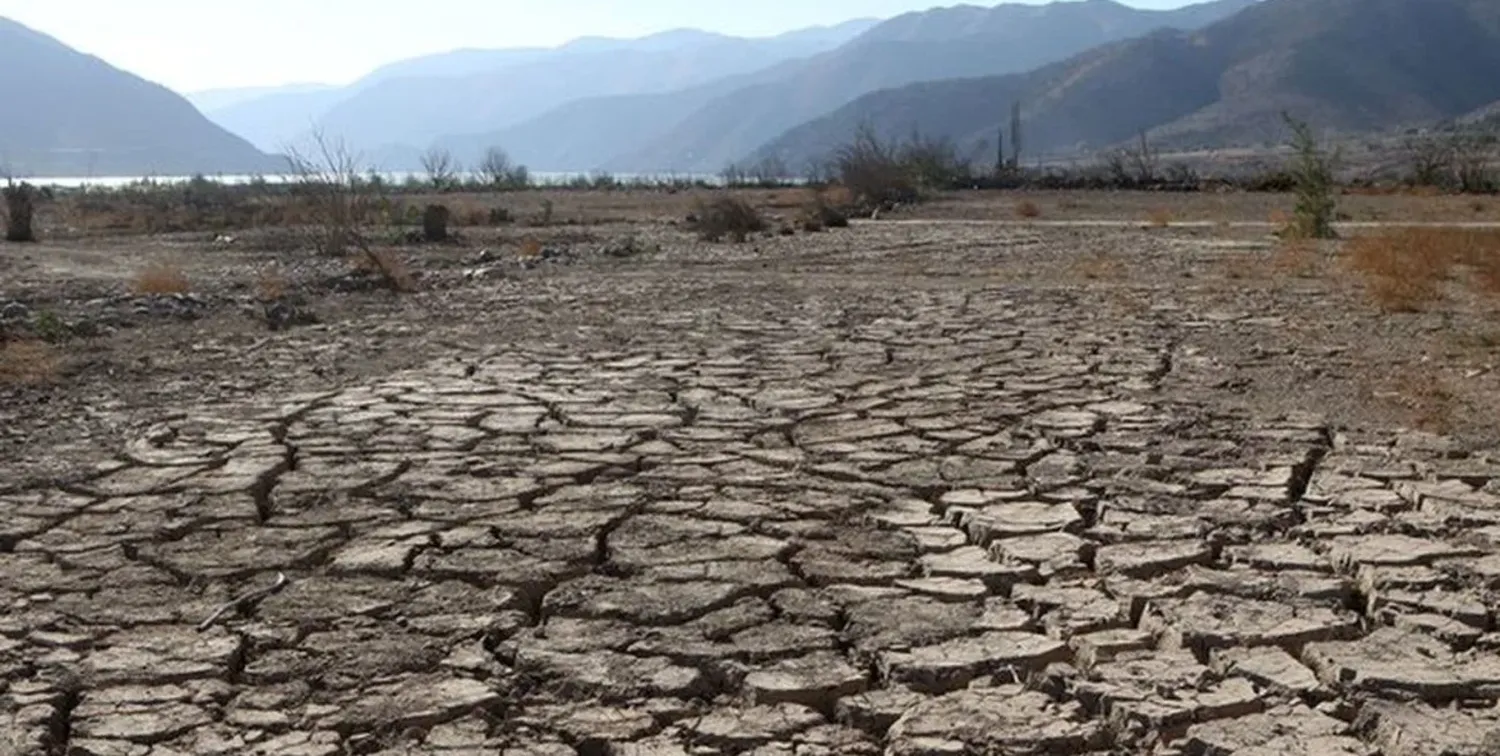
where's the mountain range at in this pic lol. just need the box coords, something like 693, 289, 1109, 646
0, 17, 278, 177
5, 0, 1500, 179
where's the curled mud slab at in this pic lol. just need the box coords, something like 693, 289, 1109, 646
5, 220, 1500, 754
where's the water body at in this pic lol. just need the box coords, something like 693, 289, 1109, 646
22, 171, 731, 190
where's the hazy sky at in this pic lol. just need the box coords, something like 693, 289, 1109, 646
0, 0, 1199, 93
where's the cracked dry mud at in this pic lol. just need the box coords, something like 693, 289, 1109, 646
7, 219, 1500, 756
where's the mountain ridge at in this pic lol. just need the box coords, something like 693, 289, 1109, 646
748, 0, 1500, 171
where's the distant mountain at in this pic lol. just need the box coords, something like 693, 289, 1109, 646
752, 0, 1500, 171
203, 19, 879, 158
0, 17, 280, 178
186, 83, 337, 113
441, 0, 1253, 174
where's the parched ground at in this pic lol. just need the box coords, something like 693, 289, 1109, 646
4, 190, 1500, 755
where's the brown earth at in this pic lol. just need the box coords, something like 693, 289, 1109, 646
3, 189, 1500, 755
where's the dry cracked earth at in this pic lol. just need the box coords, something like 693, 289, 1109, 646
6, 215, 1500, 755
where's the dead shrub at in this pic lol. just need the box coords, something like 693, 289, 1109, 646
689, 196, 766, 242
1016, 200, 1042, 219
0, 339, 59, 386
132, 263, 191, 295
3, 181, 38, 242
798, 193, 850, 232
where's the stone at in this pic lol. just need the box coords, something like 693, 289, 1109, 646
743, 652, 869, 712
1094, 539, 1213, 578
885, 686, 1104, 756
1210, 646, 1322, 696
1185, 705, 1366, 756
879, 632, 1069, 693
1355, 701, 1500, 756
1303, 628, 1500, 702
1143, 593, 1360, 657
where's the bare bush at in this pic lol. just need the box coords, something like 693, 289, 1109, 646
834, 124, 916, 210
1404, 134, 1454, 188
283, 130, 411, 292
797, 191, 851, 232
1104, 131, 1161, 185
829, 124, 973, 211
1452, 133, 1498, 194
689, 196, 765, 242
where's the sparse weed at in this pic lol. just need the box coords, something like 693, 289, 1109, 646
0, 340, 59, 386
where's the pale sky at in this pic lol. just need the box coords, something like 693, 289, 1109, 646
0, 0, 1197, 93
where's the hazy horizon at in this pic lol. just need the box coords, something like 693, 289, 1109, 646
1, 0, 1204, 93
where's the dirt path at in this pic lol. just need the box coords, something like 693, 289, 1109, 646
3, 217, 1500, 754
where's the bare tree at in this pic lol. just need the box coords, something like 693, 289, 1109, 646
1009, 101, 1023, 170
1452, 132, 1498, 193
476, 147, 528, 189
282, 129, 411, 290
420, 147, 460, 190
1403, 133, 1454, 188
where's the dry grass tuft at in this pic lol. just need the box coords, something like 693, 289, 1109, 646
1145, 207, 1172, 228
1391, 372, 1457, 434
131, 263, 191, 295
350, 250, 416, 292
1016, 200, 1042, 219
255, 267, 289, 302
0, 340, 60, 386
1343, 228, 1500, 312
1271, 238, 1321, 279
1069, 251, 1124, 281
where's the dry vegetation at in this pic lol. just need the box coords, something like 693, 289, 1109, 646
131, 263, 191, 295
1344, 228, 1500, 312
1016, 200, 1042, 219
0, 340, 59, 386
688, 195, 766, 242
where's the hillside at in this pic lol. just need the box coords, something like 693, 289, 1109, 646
0, 17, 280, 178
751, 0, 1500, 171
205, 20, 877, 158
